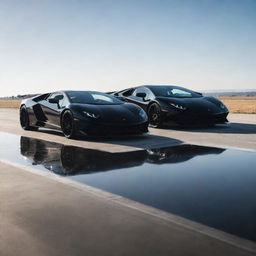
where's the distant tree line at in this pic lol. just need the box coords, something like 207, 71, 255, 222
0, 94, 38, 100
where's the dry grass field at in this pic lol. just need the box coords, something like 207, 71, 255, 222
0, 96, 256, 114
0, 100, 21, 108
219, 96, 256, 114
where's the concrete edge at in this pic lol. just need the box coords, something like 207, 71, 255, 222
1, 158, 256, 254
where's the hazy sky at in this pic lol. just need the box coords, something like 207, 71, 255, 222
0, 0, 256, 96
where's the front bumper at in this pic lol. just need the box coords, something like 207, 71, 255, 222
162, 111, 229, 125
75, 119, 149, 135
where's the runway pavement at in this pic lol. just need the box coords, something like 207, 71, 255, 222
0, 108, 255, 151
0, 108, 256, 256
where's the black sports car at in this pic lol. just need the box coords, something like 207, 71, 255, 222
20, 90, 148, 138
113, 85, 229, 127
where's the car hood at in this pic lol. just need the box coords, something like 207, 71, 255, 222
156, 96, 227, 114
70, 103, 146, 123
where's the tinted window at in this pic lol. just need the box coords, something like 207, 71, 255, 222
122, 89, 134, 97
66, 91, 123, 105
132, 87, 154, 101
150, 86, 201, 98
47, 92, 64, 101
60, 95, 70, 108
47, 92, 65, 107
132, 88, 145, 96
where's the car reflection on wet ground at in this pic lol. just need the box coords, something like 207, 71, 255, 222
19, 136, 224, 175
0, 131, 256, 242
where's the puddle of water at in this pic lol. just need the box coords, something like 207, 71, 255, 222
0, 132, 256, 242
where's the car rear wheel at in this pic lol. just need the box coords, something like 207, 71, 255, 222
148, 103, 163, 128
61, 110, 77, 139
20, 106, 38, 131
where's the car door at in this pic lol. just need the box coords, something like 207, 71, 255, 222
40, 92, 65, 128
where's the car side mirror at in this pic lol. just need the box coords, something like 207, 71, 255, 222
48, 98, 59, 104
136, 93, 147, 99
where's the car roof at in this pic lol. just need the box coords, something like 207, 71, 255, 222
138, 85, 181, 89
62, 90, 108, 93
123, 85, 184, 91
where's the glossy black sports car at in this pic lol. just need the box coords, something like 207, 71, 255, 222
113, 85, 229, 127
20, 90, 148, 138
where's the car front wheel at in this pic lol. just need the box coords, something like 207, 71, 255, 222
61, 110, 77, 139
148, 103, 163, 128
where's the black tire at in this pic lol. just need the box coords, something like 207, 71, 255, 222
148, 103, 163, 128
20, 106, 38, 131
61, 110, 77, 139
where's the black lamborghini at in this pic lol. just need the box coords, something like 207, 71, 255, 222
113, 85, 229, 127
19, 90, 148, 138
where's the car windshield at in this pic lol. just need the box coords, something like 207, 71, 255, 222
149, 86, 202, 98
66, 91, 123, 105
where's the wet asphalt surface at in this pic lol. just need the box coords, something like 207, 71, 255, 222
1, 131, 256, 242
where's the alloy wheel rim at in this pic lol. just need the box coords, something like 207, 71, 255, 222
149, 106, 161, 126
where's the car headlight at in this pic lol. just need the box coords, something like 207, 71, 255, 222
170, 103, 186, 110
220, 103, 226, 110
139, 109, 148, 119
205, 97, 228, 111
83, 111, 100, 119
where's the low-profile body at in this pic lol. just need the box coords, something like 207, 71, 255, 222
20, 90, 148, 138
113, 85, 229, 127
